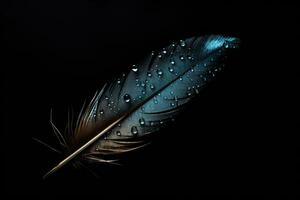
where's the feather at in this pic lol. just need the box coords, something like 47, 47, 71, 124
44, 35, 240, 178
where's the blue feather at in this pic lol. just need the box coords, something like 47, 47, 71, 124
44, 35, 239, 178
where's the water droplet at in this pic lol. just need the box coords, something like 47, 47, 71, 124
131, 126, 138, 135
132, 65, 138, 72
151, 51, 155, 56
117, 79, 121, 84
180, 40, 186, 47
141, 82, 146, 87
191, 68, 194, 72
168, 67, 174, 73
123, 94, 131, 103
150, 84, 155, 90
158, 54, 162, 58
162, 49, 167, 54
160, 121, 164, 124
171, 43, 176, 47
170, 60, 175, 65
170, 102, 175, 107
154, 96, 158, 104
147, 72, 152, 77
157, 69, 163, 77
224, 42, 229, 48
136, 79, 140, 86
105, 96, 109, 100
142, 90, 146, 95
116, 131, 121, 136
180, 56, 184, 60
187, 56, 192, 60
179, 76, 183, 81
118, 123, 121, 127
150, 122, 155, 126
139, 118, 145, 126
99, 110, 104, 115
195, 88, 199, 94
170, 91, 174, 95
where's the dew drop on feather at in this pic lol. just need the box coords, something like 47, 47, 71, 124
131, 126, 138, 135
123, 94, 131, 103
132, 65, 138, 72
139, 118, 145, 126
157, 69, 163, 77
180, 40, 186, 47
150, 84, 155, 90
168, 67, 174, 73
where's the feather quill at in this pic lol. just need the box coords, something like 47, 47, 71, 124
44, 35, 239, 178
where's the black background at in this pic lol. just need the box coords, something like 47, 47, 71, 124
3, 0, 299, 197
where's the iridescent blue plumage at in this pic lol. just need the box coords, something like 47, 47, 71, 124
73, 35, 239, 162
45, 35, 239, 176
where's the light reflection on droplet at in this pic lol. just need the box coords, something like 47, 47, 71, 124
123, 94, 131, 103
139, 118, 145, 126
132, 65, 138, 72
131, 126, 138, 135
